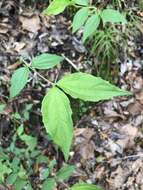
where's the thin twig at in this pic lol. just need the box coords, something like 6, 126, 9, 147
101, 153, 143, 163
21, 58, 54, 85
32, 68, 54, 85
62, 54, 80, 72
117, 154, 143, 160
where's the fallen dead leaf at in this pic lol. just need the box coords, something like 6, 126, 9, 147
127, 101, 143, 115
0, 24, 9, 34
14, 42, 26, 52
116, 124, 138, 149
136, 90, 143, 104
74, 128, 94, 140
7, 61, 21, 70
109, 166, 125, 189
79, 141, 95, 160
19, 14, 41, 33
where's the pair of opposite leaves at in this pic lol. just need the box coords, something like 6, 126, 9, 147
10, 53, 131, 160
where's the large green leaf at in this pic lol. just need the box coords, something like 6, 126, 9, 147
56, 165, 75, 181
74, 0, 88, 6
72, 7, 89, 33
10, 67, 30, 98
43, 0, 71, 15
31, 53, 63, 70
101, 9, 127, 24
82, 13, 100, 42
41, 87, 73, 160
71, 183, 102, 190
57, 72, 131, 101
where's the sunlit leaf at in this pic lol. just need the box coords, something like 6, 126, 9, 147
31, 53, 63, 70
82, 13, 100, 42
41, 87, 73, 160
43, 0, 71, 15
74, 0, 88, 6
72, 7, 89, 33
101, 9, 127, 24
57, 72, 131, 101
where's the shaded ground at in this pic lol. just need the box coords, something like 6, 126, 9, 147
0, 1, 143, 189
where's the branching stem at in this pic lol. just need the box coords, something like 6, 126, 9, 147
21, 58, 54, 85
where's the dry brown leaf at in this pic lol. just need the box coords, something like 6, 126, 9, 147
74, 128, 94, 140
79, 141, 95, 160
136, 90, 143, 104
19, 15, 41, 33
14, 42, 26, 52
0, 24, 9, 34
127, 101, 143, 115
7, 61, 21, 70
109, 166, 125, 189
116, 124, 138, 149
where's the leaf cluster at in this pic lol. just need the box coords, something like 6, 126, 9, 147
9, 53, 131, 161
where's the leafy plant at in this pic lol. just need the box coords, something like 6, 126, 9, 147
90, 27, 121, 79
9, 53, 131, 161
43, 0, 128, 80
43, 0, 127, 43
0, 123, 75, 189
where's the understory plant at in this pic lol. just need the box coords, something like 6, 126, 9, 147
10, 53, 131, 161
0, 102, 102, 189
43, 0, 127, 43
43, 0, 142, 79
7, 1, 133, 189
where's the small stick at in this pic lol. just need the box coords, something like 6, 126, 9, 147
21, 58, 54, 85
101, 153, 143, 163
62, 54, 80, 72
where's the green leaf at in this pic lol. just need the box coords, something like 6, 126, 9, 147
82, 14, 100, 42
13, 178, 27, 190
56, 165, 75, 181
0, 161, 12, 182
48, 159, 57, 172
72, 7, 89, 33
43, 0, 71, 15
71, 183, 103, 190
31, 53, 63, 70
57, 72, 131, 102
25, 183, 33, 190
10, 67, 30, 98
6, 173, 18, 185
74, 0, 88, 6
21, 135, 37, 151
41, 87, 73, 161
42, 178, 55, 190
41, 168, 50, 180
36, 155, 49, 164
101, 9, 127, 24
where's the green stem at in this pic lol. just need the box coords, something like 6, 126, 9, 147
72, 4, 96, 9
62, 54, 80, 72
21, 58, 54, 85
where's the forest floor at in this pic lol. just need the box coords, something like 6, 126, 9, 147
0, 1, 143, 190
